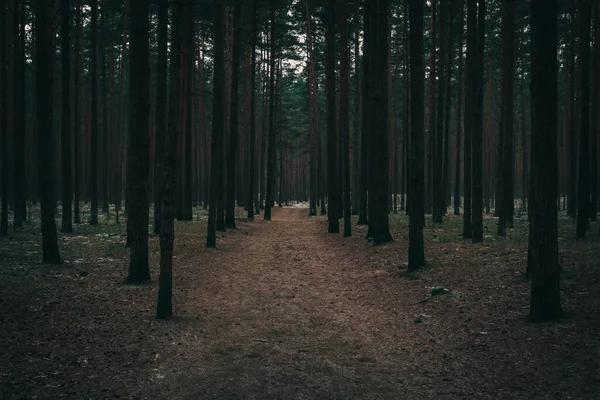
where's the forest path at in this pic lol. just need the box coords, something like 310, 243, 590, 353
157, 207, 430, 399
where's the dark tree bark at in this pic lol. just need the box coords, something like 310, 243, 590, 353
442, 0, 455, 212
567, 5, 577, 218
247, 0, 258, 221
306, 0, 318, 217
576, 0, 591, 239
592, 1, 599, 223
0, 1, 9, 237
264, 4, 277, 221
226, 0, 242, 229
207, 2, 225, 247
463, 0, 476, 238
529, 0, 561, 322
454, 0, 465, 216
182, 1, 194, 221
352, 0, 361, 216
426, 0, 437, 217
357, 4, 369, 226
157, 0, 184, 320
125, 0, 151, 284
365, 0, 392, 244
60, 0, 72, 233
326, 0, 339, 232
432, 0, 447, 224
340, 0, 351, 237
408, 0, 426, 270
90, 0, 99, 225
153, 0, 168, 235
35, 0, 62, 264
13, 0, 26, 229
498, 0, 515, 236
471, 0, 485, 243
74, 0, 81, 224
401, 0, 409, 213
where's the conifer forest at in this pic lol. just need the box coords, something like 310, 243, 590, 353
1, 0, 600, 398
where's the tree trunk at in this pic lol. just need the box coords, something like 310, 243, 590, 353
408, 0, 426, 270
357, 5, 369, 226
306, 0, 319, 217
226, 0, 242, 229
591, 1, 599, 223
125, 0, 150, 283
498, 0, 515, 236
1, 1, 10, 237
182, 0, 194, 221
247, 0, 258, 221
207, 2, 225, 247
153, 0, 168, 234
529, 0, 561, 322
73, 0, 82, 224
463, 0, 476, 238
90, 0, 99, 225
326, 0, 339, 232
352, 0, 361, 216
264, 4, 277, 221
454, 0, 465, 216
576, 0, 591, 239
471, 0, 485, 243
35, 0, 62, 263
340, 0, 351, 237
157, 0, 184, 320
13, 0, 26, 229
60, 0, 72, 233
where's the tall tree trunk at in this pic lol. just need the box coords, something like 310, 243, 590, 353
463, 0, 476, 238
358, 4, 369, 225
529, 0, 560, 322
247, 0, 258, 220
425, 0, 437, 217
365, 0, 392, 243
306, 0, 319, 217
498, 0, 515, 236
74, 0, 82, 224
442, 0, 455, 212
454, 0, 465, 216
576, 0, 591, 238
567, 5, 577, 218
153, 0, 168, 234
35, 0, 62, 263
340, 0, 351, 237
591, 1, 599, 223
182, 0, 194, 221
157, 0, 184, 320
1, 1, 10, 236
352, 0, 361, 216
326, 0, 339, 232
471, 0, 485, 243
99, 8, 109, 217
264, 4, 277, 221
90, 0, 99, 225
13, 0, 26, 228
61, 0, 72, 233
226, 0, 242, 228
433, 0, 447, 223
207, 2, 225, 247
401, 0, 409, 213
125, 0, 151, 283
408, 0, 426, 270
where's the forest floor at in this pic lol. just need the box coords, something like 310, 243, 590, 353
1, 206, 600, 399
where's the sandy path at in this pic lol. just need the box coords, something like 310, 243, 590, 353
153, 208, 422, 399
